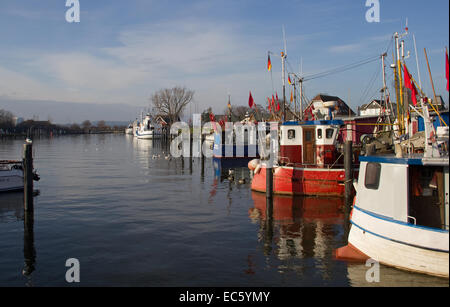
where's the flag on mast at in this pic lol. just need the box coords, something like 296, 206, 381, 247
248, 91, 254, 108
267, 54, 272, 72
290, 90, 293, 102
403, 64, 418, 106
288, 75, 292, 85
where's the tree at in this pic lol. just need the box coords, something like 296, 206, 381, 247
0, 109, 14, 129
151, 86, 194, 125
97, 120, 107, 130
81, 120, 92, 132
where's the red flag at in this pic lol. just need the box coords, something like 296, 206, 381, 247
209, 113, 216, 122
276, 101, 280, 112
248, 91, 254, 108
271, 95, 275, 108
403, 64, 418, 106
276, 92, 279, 102
446, 48, 449, 91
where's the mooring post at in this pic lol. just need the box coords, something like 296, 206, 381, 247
23, 140, 34, 212
266, 165, 273, 199
344, 140, 353, 202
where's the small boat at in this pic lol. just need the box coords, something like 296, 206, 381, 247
0, 161, 24, 192
249, 119, 358, 197
336, 103, 449, 278
134, 114, 161, 140
125, 124, 133, 135
212, 113, 261, 167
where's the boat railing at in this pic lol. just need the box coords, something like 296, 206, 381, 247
0, 160, 22, 165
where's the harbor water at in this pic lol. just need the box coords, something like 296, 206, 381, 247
0, 134, 447, 286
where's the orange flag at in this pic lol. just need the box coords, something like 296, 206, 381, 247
290, 90, 293, 102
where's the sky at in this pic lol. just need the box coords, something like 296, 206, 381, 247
0, 0, 448, 123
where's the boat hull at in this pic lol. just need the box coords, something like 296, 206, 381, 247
0, 169, 24, 192
251, 165, 353, 197
346, 205, 449, 278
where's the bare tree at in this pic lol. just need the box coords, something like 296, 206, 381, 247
151, 86, 194, 124
81, 120, 92, 132
0, 109, 14, 128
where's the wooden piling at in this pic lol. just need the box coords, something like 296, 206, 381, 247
344, 140, 353, 202
23, 140, 33, 212
266, 165, 273, 199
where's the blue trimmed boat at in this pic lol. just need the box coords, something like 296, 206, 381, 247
336, 104, 449, 278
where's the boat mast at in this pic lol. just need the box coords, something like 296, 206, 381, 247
381, 52, 391, 127
413, 34, 422, 89
282, 25, 287, 121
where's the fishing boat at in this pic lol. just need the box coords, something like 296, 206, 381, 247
134, 113, 161, 140
0, 160, 40, 193
125, 124, 133, 135
0, 161, 24, 192
212, 113, 261, 168
336, 101, 449, 278
249, 118, 359, 197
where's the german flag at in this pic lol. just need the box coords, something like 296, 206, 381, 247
267, 54, 272, 72
288, 75, 292, 85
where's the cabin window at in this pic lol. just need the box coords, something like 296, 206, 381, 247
365, 162, 381, 190
288, 129, 296, 140
326, 128, 334, 139
317, 129, 323, 139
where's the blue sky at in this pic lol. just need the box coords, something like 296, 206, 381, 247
0, 0, 448, 122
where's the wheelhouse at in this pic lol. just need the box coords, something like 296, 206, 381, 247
279, 120, 343, 166
356, 156, 449, 231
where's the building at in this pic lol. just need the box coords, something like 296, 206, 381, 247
358, 100, 396, 116
303, 94, 355, 120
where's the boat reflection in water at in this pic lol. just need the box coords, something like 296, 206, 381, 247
0, 192, 36, 284
249, 192, 345, 267
0, 192, 24, 222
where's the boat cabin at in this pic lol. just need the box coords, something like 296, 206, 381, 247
279, 120, 343, 167
356, 156, 449, 231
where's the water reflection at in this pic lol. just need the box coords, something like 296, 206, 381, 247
0, 192, 36, 285
250, 192, 345, 263
0, 192, 24, 222
23, 212, 36, 280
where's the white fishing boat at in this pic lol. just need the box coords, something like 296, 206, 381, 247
336, 103, 449, 278
0, 161, 24, 192
134, 113, 161, 140
125, 124, 133, 135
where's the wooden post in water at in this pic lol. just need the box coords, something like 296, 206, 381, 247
23, 140, 34, 212
266, 166, 273, 199
344, 140, 353, 202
